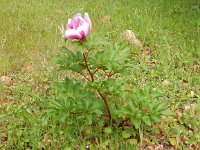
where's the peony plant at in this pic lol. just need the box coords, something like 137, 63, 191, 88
47, 12, 173, 146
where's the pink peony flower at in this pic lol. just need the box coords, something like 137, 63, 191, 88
64, 13, 92, 40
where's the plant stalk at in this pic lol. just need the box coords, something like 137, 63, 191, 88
82, 52, 112, 121
97, 90, 112, 120
83, 53, 94, 82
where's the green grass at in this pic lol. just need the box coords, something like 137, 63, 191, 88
1, 0, 199, 74
0, 0, 200, 149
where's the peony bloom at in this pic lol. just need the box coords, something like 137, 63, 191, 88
64, 13, 92, 40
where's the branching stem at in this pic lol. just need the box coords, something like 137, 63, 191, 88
92, 67, 100, 75
81, 52, 113, 122
80, 72, 91, 82
97, 90, 112, 120
83, 53, 94, 82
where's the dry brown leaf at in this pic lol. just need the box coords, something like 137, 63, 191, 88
0, 76, 14, 87
123, 30, 143, 48
193, 61, 200, 73
2, 92, 9, 102
145, 145, 154, 150
155, 144, 164, 150
143, 138, 150, 143
181, 135, 188, 144
142, 46, 154, 60
0, 92, 11, 106
0, 132, 7, 142
101, 15, 111, 24
123, 125, 132, 129
23, 64, 33, 71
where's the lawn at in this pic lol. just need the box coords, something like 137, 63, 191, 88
0, 0, 200, 149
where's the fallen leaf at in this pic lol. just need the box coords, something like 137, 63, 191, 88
123, 30, 143, 48
145, 145, 154, 150
2, 92, 11, 102
155, 144, 164, 150
142, 46, 153, 60
0, 132, 7, 142
23, 64, 33, 71
101, 15, 111, 24
192, 61, 200, 73
0, 76, 13, 87
0, 92, 12, 106
123, 125, 133, 129
181, 135, 188, 144
143, 138, 150, 143
182, 79, 188, 83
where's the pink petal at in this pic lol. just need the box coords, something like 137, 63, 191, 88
74, 13, 81, 18
64, 29, 82, 40
77, 22, 90, 39
72, 17, 84, 29
84, 13, 92, 31
65, 13, 92, 40
67, 19, 73, 29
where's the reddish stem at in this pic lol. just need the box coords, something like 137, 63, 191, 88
101, 69, 108, 76
83, 53, 94, 82
102, 70, 115, 78
80, 72, 91, 82
108, 73, 115, 78
79, 40, 83, 45
97, 90, 112, 120
92, 67, 100, 75
82, 52, 113, 122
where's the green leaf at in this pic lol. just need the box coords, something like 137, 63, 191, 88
149, 99, 157, 111
63, 98, 71, 109
61, 47, 75, 58
84, 98, 92, 110
64, 78, 74, 87
160, 109, 174, 116
142, 115, 151, 126
98, 118, 105, 127
131, 117, 141, 129
129, 102, 137, 114
154, 102, 168, 111
70, 64, 85, 72
58, 66, 69, 72
76, 50, 83, 61
90, 101, 103, 114
122, 130, 131, 139
45, 107, 58, 114
104, 127, 112, 134
49, 99, 62, 108
60, 112, 67, 123
129, 139, 137, 145
85, 128, 93, 134
86, 114, 93, 125
100, 140, 110, 149
53, 55, 63, 64
151, 114, 162, 122
121, 68, 130, 76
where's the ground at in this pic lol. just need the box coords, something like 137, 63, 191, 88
0, 0, 200, 149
